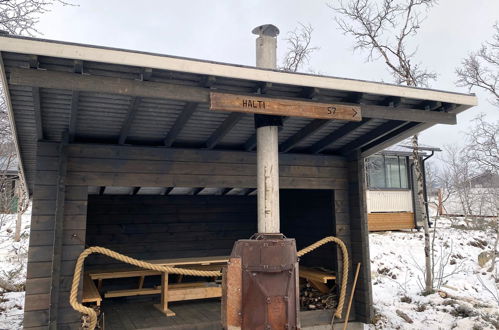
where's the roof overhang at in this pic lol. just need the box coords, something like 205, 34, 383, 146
0, 35, 478, 194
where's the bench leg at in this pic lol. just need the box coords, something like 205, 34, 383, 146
154, 272, 175, 317
138, 276, 145, 289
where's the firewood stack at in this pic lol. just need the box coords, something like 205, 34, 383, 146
300, 282, 338, 311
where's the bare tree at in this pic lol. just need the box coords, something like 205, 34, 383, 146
330, 0, 437, 87
331, 0, 438, 294
280, 23, 318, 73
465, 115, 499, 271
0, 0, 75, 242
0, 0, 73, 36
456, 24, 499, 107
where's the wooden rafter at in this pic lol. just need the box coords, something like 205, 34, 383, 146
118, 97, 142, 145
161, 187, 173, 196
310, 120, 370, 154
11, 68, 458, 125
191, 187, 204, 195
206, 112, 244, 149
68, 91, 79, 142
164, 102, 198, 147
279, 119, 329, 152
220, 188, 232, 195
338, 120, 406, 154
32, 87, 43, 141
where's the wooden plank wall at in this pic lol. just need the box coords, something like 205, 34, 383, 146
25, 142, 377, 326
346, 153, 373, 323
368, 212, 415, 231
63, 144, 348, 189
24, 142, 88, 330
280, 189, 335, 269
85, 195, 257, 268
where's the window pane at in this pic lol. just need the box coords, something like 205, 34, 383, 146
385, 156, 401, 188
367, 156, 385, 188
399, 157, 408, 188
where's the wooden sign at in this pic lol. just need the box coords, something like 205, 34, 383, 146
210, 92, 361, 121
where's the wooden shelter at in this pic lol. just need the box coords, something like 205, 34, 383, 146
0, 34, 477, 329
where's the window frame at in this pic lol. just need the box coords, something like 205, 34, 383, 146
366, 154, 411, 190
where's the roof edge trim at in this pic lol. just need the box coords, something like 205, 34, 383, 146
0, 35, 477, 106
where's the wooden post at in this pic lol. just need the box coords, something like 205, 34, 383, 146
48, 135, 68, 329
253, 24, 281, 234
154, 272, 176, 316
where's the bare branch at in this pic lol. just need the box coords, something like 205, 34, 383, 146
0, 0, 75, 37
456, 24, 499, 107
330, 0, 437, 87
280, 23, 319, 73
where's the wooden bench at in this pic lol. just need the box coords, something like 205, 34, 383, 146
87, 256, 228, 317
82, 274, 102, 306
86, 256, 337, 315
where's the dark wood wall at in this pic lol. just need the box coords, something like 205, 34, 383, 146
24, 142, 88, 330
281, 189, 335, 269
85, 195, 257, 268
25, 142, 376, 328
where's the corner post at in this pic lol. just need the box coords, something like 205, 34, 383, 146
48, 132, 69, 329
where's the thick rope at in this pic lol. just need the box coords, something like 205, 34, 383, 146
72, 236, 349, 329
297, 236, 349, 319
70, 246, 223, 330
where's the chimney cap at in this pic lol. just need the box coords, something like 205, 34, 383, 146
252, 24, 279, 37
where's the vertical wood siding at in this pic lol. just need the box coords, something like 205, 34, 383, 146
366, 190, 413, 213
24, 142, 88, 330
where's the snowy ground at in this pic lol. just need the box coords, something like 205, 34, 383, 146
0, 208, 498, 329
0, 208, 30, 330
369, 216, 499, 329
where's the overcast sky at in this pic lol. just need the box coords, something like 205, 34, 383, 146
36, 0, 499, 152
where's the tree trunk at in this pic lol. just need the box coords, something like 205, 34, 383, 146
412, 134, 433, 294
489, 217, 499, 272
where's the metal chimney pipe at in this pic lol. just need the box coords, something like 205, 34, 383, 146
252, 24, 281, 234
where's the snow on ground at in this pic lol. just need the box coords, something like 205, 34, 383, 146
0, 207, 30, 330
369, 216, 499, 329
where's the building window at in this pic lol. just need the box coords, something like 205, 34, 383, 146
366, 155, 409, 189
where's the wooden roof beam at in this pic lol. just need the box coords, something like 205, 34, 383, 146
32, 87, 43, 141
201, 75, 217, 88
163, 102, 198, 147
338, 120, 407, 154
68, 61, 83, 142
10, 67, 210, 103
245, 188, 256, 196
362, 104, 456, 124
68, 91, 79, 142
279, 119, 329, 152
118, 97, 142, 144
192, 187, 204, 195
361, 122, 421, 157
10, 68, 456, 124
220, 188, 232, 195
206, 112, 244, 149
309, 119, 370, 154
161, 187, 173, 195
